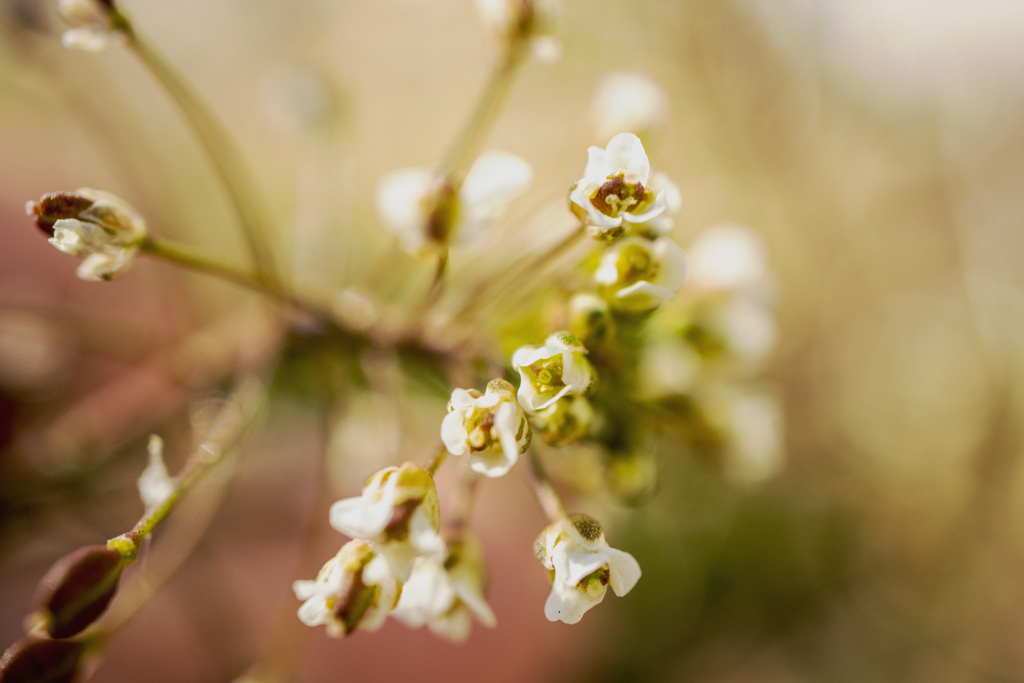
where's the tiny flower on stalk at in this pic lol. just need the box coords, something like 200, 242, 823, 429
569, 133, 666, 240
292, 540, 402, 638
475, 0, 561, 63
535, 514, 641, 624
57, 0, 121, 52
376, 150, 532, 255
392, 535, 496, 642
512, 332, 596, 413
686, 223, 769, 294
589, 70, 670, 145
27, 188, 145, 281
441, 379, 532, 478
595, 235, 688, 313
530, 394, 594, 447
329, 462, 444, 580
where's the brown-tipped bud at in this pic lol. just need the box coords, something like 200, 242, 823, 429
33, 545, 123, 639
0, 636, 87, 683
25, 193, 94, 237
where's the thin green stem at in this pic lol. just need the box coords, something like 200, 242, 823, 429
528, 449, 568, 522
426, 444, 448, 476
440, 47, 526, 182
138, 236, 335, 321
116, 14, 279, 287
447, 464, 482, 542
106, 378, 267, 564
453, 223, 587, 323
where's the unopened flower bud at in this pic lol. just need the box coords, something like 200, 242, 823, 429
569, 133, 666, 239
475, 0, 561, 63
57, 0, 120, 52
534, 514, 641, 624
393, 535, 496, 642
27, 189, 145, 281
0, 636, 89, 683
568, 294, 613, 346
329, 462, 444, 580
595, 236, 688, 313
512, 332, 596, 413
33, 544, 123, 639
530, 395, 594, 447
441, 379, 532, 478
292, 540, 403, 637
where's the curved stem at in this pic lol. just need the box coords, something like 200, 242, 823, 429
116, 15, 279, 287
106, 377, 267, 564
440, 47, 526, 182
426, 444, 448, 476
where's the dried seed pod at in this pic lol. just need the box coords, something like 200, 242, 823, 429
0, 636, 87, 683
33, 545, 123, 639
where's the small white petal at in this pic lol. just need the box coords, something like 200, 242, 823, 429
461, 150, 532, 212
61, 28, 111, 52
441, 411, 470, 456
582, 146, 610, 185
620, 189, 666, 224
544, 582, 604, 624
604, 133, 650, 186
604, 547, 642, 596
329, 495, 391, 539
375, 167, 434, 254
138, 434, 175, 514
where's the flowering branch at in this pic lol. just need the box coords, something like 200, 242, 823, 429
106, 377, 267, 565
110, 12, 280, 288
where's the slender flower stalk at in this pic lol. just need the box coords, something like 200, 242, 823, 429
110, 14, 280, 287
440, 47, 526, 183
106, 378, 266, 564
528, 449, 568, 522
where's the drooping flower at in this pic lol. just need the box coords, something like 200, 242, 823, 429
595, 235, 688, 313
475, 0, 561, 63
589, 70, 670, 144
440, 379, 532, 478
568, 133, 667, 240
375, 150, 532, 255
57, 0, 120, 52
329, 462, 444, 580
392, 535, 497, 642
292, 540, 402, 637
27, 188, 146, 281
512, 332, 596, 413
535, 514, 641, 624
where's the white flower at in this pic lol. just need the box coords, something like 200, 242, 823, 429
475, 0, 561, 63
535, 514, 641, 624
569, 133, 666, 238
595, 236, 688, 313
440, 379, 532, 478
375, 150, 532, 254
392, 535, 497, 642
58, 0, 120, 52
589, 70, 670, 144
686, 224, 769, 293
137, 435, 175, 514
292, 540, 402, 637
719, 296, 777, 361
512, 332, 596, 413
329, 462, 444, 581
28, 188, 145, 281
